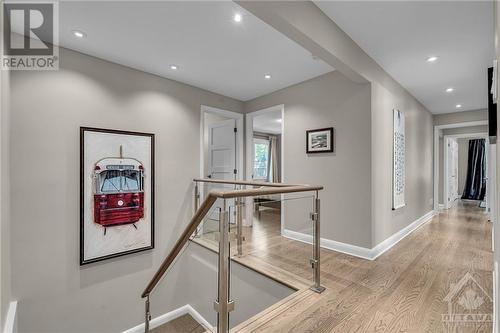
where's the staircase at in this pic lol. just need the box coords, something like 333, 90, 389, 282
141, 178, 325, 333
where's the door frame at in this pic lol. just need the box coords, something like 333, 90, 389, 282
443, 136, 459, 209
245, 104, 285, 230
433, 120, 488, 211
443, 132, 488, 209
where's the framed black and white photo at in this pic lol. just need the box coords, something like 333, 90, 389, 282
306, 127, 334, 154
392, 109, 405, 210
80, 127, 155, 265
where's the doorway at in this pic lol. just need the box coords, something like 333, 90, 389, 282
200, 105, 243, 232
443, 133, 488, 210
245, 105, 284, 233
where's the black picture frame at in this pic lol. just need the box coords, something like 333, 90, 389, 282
306, 127, 334, 154
80, 127, 155, 265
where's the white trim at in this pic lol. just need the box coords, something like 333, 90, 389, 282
433, 120, 488, 211
282, 229, 373, 260
438, 204, 445, 210
283, 210, 436, 261
122, 304, 213, 333
3, 301, 17, 333
244, 105, 285, 229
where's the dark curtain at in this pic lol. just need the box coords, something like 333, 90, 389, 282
461, 139, 486, 200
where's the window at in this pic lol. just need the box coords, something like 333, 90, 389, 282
253, 138, 270, 180
99, 168, 142, 193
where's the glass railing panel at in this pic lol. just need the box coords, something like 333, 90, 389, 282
194, 181, 238, 244
148, 240, 216, 332
232, 194, 315, 282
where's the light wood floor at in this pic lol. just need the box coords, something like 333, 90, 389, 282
150, 314, 205, 333
195, 201, 493, 332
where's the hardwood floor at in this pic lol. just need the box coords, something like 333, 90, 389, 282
195, 201, 493, 332
150, 314, 205, 333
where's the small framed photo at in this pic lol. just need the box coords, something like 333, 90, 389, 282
306, 127, 334, 154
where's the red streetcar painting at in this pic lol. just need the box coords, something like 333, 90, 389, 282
92, 147, 145, 235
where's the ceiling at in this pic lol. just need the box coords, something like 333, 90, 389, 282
315, 1, 494, 114
253, 110, 282, 134
13, 1, 333, 101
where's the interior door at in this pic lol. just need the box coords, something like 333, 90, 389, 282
447, 138, 459, 205
207, 118, 236, 222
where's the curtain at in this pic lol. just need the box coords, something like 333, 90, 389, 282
461, 139, 486, 200
269, 136, 280, 182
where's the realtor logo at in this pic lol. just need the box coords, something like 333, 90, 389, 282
2, 1, 59, 70
441, 272, 492, 332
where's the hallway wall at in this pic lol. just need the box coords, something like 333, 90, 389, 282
239, 0, 434, 249
0, 61, 11, 330
244, 71, 372, 248
8, 46, 244, 332
433, 109, 488, 126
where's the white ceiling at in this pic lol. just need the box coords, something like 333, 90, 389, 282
253, 110, 282, 134
315, 1, 494, 114
17, 1, 333, 101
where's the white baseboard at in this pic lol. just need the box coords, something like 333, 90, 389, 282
3, 301, 17, 333
122, 304, 213, 333
283, 210, 436, 261
370, 210, 436, 259
282, 229, 373, 260
438, 204, 444, 210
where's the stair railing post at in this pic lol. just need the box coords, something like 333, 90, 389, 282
236, 195, 244, 257
193, 181, 200, 237
144, 295, 151, 333
310, 193, 325, 293
214, 199, 233, 332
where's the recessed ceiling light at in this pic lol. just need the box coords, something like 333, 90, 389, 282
72, 30, 86, 38
446, 88, 454, 93
264, 74, 271, 80
426, 56, 439, 63
456, 104, 462, 108
169, 65, 178, 70
276, 118, 282, 123
234, 13, 242, 22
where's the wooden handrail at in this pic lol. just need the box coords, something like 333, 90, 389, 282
193, 178, 304, 187
141, 180, 323, 298
141, 194, 217, 298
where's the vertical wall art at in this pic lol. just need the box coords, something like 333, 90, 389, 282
392, 109, 405, 210
80, 127, 155, 265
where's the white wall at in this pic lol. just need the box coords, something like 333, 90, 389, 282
0, 56, 12, 331
9, 46, 246, 333
433, 109, 488, 126
494, 1, 500, 330
245, 71, 372, 248
370, 83, 433, 246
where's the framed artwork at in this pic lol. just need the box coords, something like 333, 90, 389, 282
306, 127, 334, 154
80, 127, 155, 265
392, 109, 406, 210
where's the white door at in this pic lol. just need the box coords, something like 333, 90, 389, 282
447, 138, 459, 206
207, 118, 236, 222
